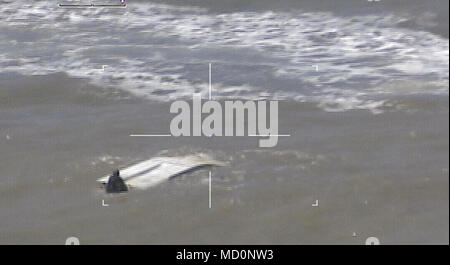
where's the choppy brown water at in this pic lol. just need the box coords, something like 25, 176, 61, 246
0, 0, 449, 244
0, 73, 448, 244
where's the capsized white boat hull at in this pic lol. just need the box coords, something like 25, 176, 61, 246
97, 155, 225, 190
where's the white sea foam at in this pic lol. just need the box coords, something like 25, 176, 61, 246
0, 0, 448, 112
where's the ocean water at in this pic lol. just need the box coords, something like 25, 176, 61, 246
0, 0, 448, 244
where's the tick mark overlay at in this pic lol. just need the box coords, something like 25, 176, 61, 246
58, 1, 127, 8
65, 237, 80, 245
365, 237, 381, 245
209, 170, 212, 209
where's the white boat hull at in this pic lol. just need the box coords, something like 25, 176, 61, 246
97, 155, 225, 190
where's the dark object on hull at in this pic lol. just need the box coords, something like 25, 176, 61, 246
105, 169, 128, 193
